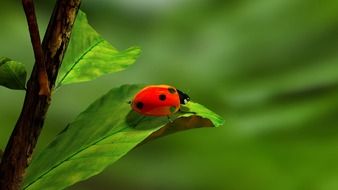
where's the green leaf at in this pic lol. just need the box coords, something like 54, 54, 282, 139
56, 11, 141, 87
23, 84, 223, 190
0, 57, 26, 90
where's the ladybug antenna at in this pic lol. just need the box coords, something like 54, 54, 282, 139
177, 89, 190, 104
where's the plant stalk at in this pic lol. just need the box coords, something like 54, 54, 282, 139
0, 0, 81, 189
22, 0, 50, 97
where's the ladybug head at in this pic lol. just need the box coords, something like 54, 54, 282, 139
177, 89, 190, 104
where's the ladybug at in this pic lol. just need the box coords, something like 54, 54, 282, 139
131, 85, 190, 116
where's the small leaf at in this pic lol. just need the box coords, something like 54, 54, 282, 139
56, 11, 141, 87
0, 57, 26, 90
23, 84, 223, 190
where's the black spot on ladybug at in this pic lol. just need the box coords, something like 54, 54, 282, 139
136, 102, 144, 109
168, 88, 176, 94
159, 94, 166, 101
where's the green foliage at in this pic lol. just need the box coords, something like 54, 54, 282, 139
56, 11, 141, 87
23, 84, 223, 190
0, 7, 223, 190
1, 1, 338, 190
0, 57, 26, 90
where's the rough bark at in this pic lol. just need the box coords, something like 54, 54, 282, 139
0, 0, 81, 189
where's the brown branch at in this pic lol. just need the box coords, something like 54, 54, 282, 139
0, 0, 81, 189
22, 0, 50, 96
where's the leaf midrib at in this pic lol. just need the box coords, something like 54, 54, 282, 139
56, 39, 105, 87
24, 121, 127, 189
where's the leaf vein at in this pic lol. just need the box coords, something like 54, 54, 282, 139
57, 39, 105, 87
24, 125, 128, 189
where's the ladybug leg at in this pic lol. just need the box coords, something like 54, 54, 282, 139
167, 115, 173, 123
178, 108, 196, 115
132, 115, 145, 127
178, 106, 196, 114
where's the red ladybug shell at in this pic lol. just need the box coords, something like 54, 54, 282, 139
131, 85, 182, 116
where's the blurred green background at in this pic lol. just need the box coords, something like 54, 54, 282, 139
1, 0, 338, 189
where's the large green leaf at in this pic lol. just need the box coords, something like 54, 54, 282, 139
56, 11, 141, 87
0, 57, 26, 90
23, 84, 223, 190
